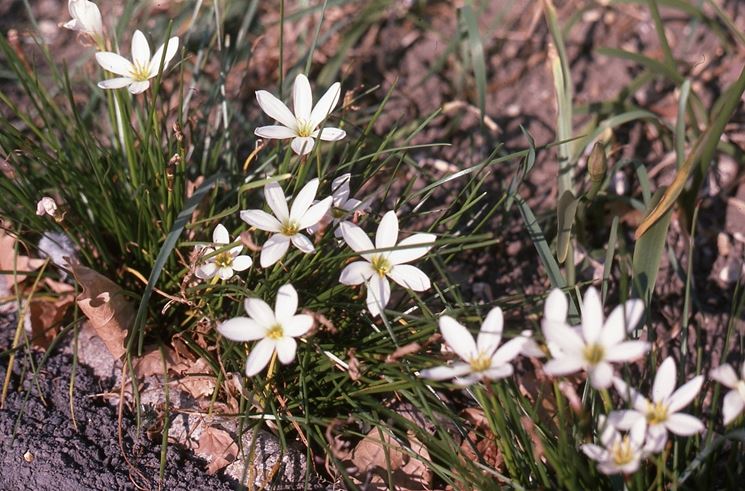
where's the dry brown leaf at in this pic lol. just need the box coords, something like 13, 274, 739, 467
134, 347, 177, 378
70, 261, 134, 359
0, 228, 45, 293
458, 408, 504, 484
196, 426, 238, 475
173, 357, 216, 399
26, 296, 73, 348
347, 426, 432, 491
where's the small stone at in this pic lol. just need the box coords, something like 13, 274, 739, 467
23, 450, 34, 463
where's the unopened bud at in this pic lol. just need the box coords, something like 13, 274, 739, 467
588, 142, 607, 182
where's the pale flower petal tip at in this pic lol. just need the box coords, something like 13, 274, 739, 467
64, 0, 104, 40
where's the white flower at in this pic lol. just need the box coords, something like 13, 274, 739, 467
710, 362, 745, 425
36, 197, 58, 217
255, 74, 346, 155
420, 308, 528, 386
195, 224, 252, 281
63, 0, 103, 43
95, 30, 179, 94
542, 287, 649, 389
339, 211, 435, 317
307, 173, 370, 237
240, 178, 332, 268
218, 284, 313, 376
610, 357, 705, 453
582, 417, 646, 475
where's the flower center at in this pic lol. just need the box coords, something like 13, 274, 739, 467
266, 324, 284, 340
214, 251, 233, 269
280, 219, 300, 236
370, 254, 392, 277
611, 436, 635, 466
646, 401, 669, 425
331, 206, 347, 219
296, 119, 314, 137
130, 62, 151, 82
469, 353, 492, 373
583, 343, 605, 365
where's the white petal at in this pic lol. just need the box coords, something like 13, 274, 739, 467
589, 362, 614, 389
331, 173, 351, 204
298, 196, 332, 230
454, 374, 483, 387
275, 284, 298, 322
652, 357, 677, 403
339, 261, 375, 285
581, 287, 603, 344
607, 410, 644, 430
581, 444, 608, 462
365, 276, 391, 318
316, 127, 346, 141
195, 262, 217, 280
218, 317, 265, 341
275, 337, 298, 364
722, 390, 745, 425
255, 90, 297, 129
543, 323, 585, 356
645, 425, 668, 453
131, 30, 151, 69
97, 77, 133, 89
244, 338, 275, 376
95, 52, 134, 77
601, 305, 626, 348
232, 255, 252, 271
148, 36, 179, 75
665, 413, 704, 436
543, 356, 584, 377
283, 314, 313, 337
490, 337, 527, 366
244, 297, 276, 327
710, 364, 739, 389
613, 377, 649, 410
483, 364, 514, 380
289, 178, 319, 221
438, 316, 477, 361
218, 267, 234, 280
128, 81, 151, 94
387, 264, 430, 291
606, 299, 645, 336
68, 0, 103, 36
213, 223, 230, 244
240, 209, 282, 233
309, 82, 341, 128
544, 289, 569, 325
420, 363, 472, 381
291, 136, 315, 156
667, 375, 703, 413
260, 234, 291, 267
255, 125, 297, 139
264, 182, 290, 222
340, 221, 374, 254
290, 233, 315, 253
477, 307, 503, 356
375, 211, 399, 249
604, 341, 649, 362
293, 73, 313, 121
388, 233, 436, 265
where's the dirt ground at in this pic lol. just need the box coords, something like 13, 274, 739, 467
2, 0, 745, 489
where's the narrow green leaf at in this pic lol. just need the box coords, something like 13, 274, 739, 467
461, 2, 487, 122
631, 188, 673, 304
557, 190, 579, 264
516, 196, 566, 289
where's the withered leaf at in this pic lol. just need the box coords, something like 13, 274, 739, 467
197, 426, 239, 475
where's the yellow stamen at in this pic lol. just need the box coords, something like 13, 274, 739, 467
611, 436, 635, 466
130, 62, 151, 82
583, 343, 605, 365
296, 119, 314, 137
469, 353, 491, 373
266, 324, 284, 340
370, 255, 392, 277
280, 220, 300, 236
214, 251, 233, 269
646, 401, 668, 425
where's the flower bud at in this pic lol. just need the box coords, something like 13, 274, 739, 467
588, 142, 607, 182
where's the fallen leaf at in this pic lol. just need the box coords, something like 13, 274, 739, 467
0, 227, 45, 294
172, 357, 216, 399
26, 296, 73, 348
347, 426, 432, 491
196, 426, 239, 475
70, 261, 134, 359
134, 347, 177, 378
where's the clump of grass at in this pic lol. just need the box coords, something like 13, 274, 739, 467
1, 1, 745, 489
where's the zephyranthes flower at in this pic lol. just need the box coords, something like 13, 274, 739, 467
194, 224, 252, 281
307, 173, 370, 237
240, 178, 332, 268
542, 287, 649, 389
95, 30, 179, 94
710, 361, 745, 425
420, 307, 528, 386
63, 0, 104, 45
255, 73, 346, 155
582, 417, 647, 475
217, 284, 313, 376
611, 357, 704, 453
339, 211, 435, 317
